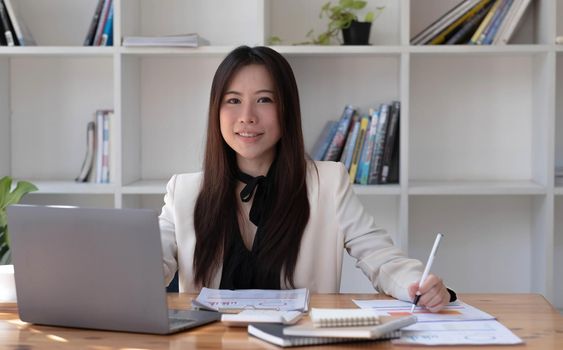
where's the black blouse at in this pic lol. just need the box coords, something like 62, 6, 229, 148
219, 167, 280, 289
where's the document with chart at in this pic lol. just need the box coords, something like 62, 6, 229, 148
392, 320, 523, 345
352, 299, 522, 345
353, 299, 494, 322
193, 288, 309, 313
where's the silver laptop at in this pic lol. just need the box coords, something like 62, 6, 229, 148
7, 204, 220, 334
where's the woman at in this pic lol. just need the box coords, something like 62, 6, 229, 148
159, 45, 453, 312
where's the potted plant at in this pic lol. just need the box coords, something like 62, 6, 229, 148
308, 0, 384, 45
0, 176, 37, 302
0, 176, 37, 264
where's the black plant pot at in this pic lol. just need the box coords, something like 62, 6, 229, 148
342, 20, 372, 45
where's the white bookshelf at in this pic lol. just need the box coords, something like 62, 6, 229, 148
1, 0, 562, 306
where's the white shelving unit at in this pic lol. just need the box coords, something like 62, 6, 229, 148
1, 0, 561, 305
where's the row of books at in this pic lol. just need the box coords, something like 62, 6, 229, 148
311, 102, 400, 185
84, 0, 114, 46
0, 0, 35, 46
76, 110, 115, 184
411, 0, 532, 45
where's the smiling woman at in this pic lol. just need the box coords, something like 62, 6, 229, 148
158, 46, 454, 313
191, 46, 310, 290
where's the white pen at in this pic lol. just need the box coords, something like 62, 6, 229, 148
410, 233, 444, 313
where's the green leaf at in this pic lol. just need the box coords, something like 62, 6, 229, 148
0, 176, 12, 209
318, 33, 331, 45
364, 11, 374, 23
0, 177, 37, 264
351, 1, 366, 10
5, 181, 38, 207
0, 210, 6, 232
267, 36, 283, 45
0, 225, 9, 264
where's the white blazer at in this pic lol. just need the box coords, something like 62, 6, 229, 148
159, 161, 423, 301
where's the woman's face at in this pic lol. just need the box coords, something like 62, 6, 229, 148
220, 64, 281, 175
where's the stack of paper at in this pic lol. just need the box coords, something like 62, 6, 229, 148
122, 33, 209, 47
353, 299, 523, 346
192, 287, 310, 313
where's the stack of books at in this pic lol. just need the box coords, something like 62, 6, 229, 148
83, 0, 113, 46
75, 109, 115, 184
311, 102, 400, 185
411, 0, 532, 45
122, 33, 209, 48
0, 0, 35, 46
248, 307, 416, 347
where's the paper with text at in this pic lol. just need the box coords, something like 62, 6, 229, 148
193, 288, 309, 312
352, 300, 494, 322
393, 320, 523, 345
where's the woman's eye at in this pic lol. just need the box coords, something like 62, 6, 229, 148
225, 98, 240, 104
257, 96, 273, 103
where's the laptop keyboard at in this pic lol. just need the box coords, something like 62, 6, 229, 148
169, 317, 196, 330
167, 309, 221, 332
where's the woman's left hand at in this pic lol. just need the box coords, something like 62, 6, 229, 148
408, 273, 451, 313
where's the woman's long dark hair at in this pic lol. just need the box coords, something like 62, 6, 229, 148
193, 46, 310, 288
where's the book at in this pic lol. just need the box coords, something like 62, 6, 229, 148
101, 111, 111, 183
323, 105, 355, 162
368, 104, 390, 184
122, 33, 210, 47
386, 128, 400, 184
108, 110, 117, 183
357, 108, 379, 185
310, 120, 338, 161
380, 101, 400, 184
3, 0, 35, 46
411, 0, 480, 45
0, 7, 6, 46
0, 0, 16, 46
248, 323, 364, 347
469, 0, 502, 45
310, 308, 380, 327
284, 315, 417, 339
494, 0, 531, 44
349, 115, 369, 183
429, 0, 494, 45
94, 110, 105, 183
339, 116, 360, 171
445, 1, 495, 44
75, 122, 96, 182
482, 0, 513, 45
83, 0, 105, 46
473, 0, 505, 44
491, 0, 521, 44
93, 0, 112, 46
100, 4, 113, 46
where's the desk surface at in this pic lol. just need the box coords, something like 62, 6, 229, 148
1, 293, 562, 349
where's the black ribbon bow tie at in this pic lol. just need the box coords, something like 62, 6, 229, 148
237, 172, 268, 226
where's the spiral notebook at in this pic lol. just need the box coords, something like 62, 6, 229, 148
310, 308, 381, 327
248, 323, 401, 348
283, 315, 417, 339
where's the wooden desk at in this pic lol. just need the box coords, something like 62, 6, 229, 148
0, 293, 561, 349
